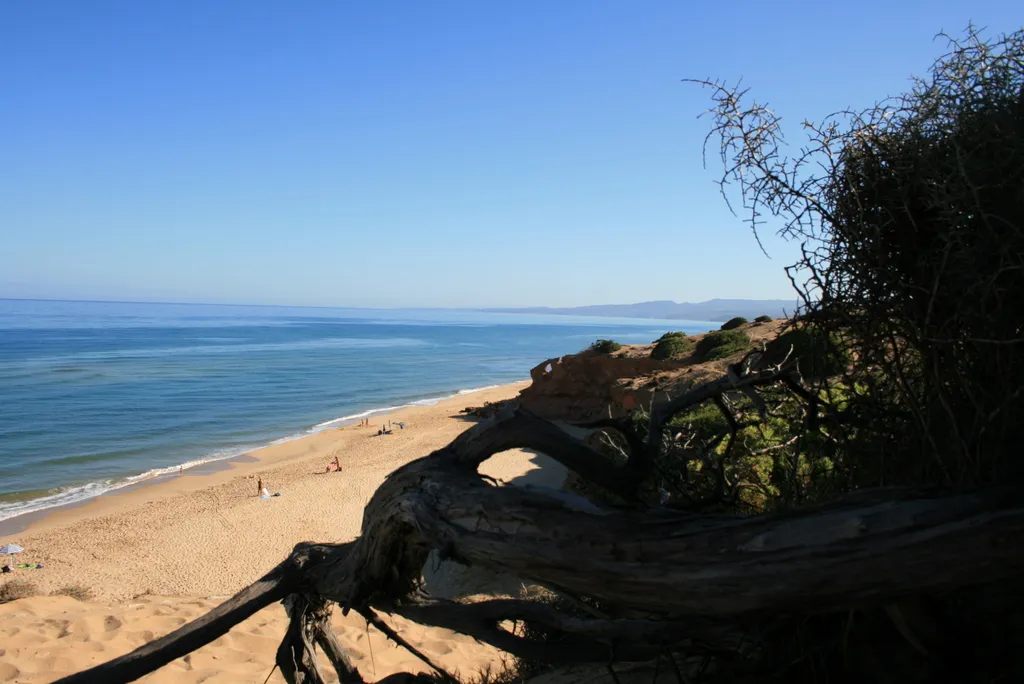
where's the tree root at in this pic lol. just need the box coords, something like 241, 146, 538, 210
53, 378, 1024, 684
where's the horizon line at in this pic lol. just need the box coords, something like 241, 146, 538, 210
0, 295, 796, 312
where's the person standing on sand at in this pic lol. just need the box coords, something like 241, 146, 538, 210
257, 476, 263, 497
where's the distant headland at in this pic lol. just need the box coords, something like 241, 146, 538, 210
481, 298, 798, 322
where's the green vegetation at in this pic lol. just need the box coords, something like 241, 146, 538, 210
648, 27, 1024, 681
719, 316, 748, 330
760, 327, 851, 377
693, 328, 751, 361
754, 315, 773, 323
588, 339, 621, 354
651, 336, 693, 360
651, 332, 693, 358
651, 334, 694, 360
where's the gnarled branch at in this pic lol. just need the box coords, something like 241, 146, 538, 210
55, 404, 1024, 684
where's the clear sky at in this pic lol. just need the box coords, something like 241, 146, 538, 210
1, 2, 1017, 308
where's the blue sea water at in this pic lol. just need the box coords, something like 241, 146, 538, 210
0, 299, 718, 522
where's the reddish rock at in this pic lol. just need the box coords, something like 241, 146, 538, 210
516, 321, 786, 422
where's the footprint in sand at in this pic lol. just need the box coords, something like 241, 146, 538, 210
104, 615, 122, 631
43, 618, 71, 639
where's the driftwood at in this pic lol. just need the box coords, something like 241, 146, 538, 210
54, 365, 1024, 684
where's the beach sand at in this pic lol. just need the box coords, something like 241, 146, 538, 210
0, 381, 564, 683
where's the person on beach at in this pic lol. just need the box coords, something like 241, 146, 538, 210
325, 456, 341, 473
257, 476, 263, 496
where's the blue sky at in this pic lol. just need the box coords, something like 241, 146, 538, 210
1, 1, 1017, 308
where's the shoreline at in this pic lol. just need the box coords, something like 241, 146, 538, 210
0, 380, 535, 601
0, 381, 522, 533
0, 379, 576, 683
0, 454, 261, 537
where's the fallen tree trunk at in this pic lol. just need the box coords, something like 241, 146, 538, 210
54, 369, 1024, 684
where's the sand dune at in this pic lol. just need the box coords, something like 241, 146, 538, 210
0, 382, 564, 683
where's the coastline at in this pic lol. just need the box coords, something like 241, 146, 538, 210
0, 380, 535, 599
0, 381, 520, 532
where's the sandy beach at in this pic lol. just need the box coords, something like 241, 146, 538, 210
0, 380, 564, 683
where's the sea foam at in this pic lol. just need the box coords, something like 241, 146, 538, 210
0, 383, 511, 523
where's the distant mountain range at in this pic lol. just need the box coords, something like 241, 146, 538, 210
482, 299, 799, 322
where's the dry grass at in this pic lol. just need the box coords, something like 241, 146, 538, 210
0, 578, 39, 604
468, 655, 535, 684
52, 584, 94, 601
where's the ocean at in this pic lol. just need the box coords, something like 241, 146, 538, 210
0, 299, 717, 523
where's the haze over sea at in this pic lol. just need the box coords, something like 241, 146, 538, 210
0, 298, 717, 522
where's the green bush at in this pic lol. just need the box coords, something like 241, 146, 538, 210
655, 331, 687, 342
667, 26, 1024, 683
651, 335, 695, 360
589, 339, 621, 354
693, 329, 751, 362
720, 316, 748, 330
754, 315, 773, 323
760, 328, 850, 378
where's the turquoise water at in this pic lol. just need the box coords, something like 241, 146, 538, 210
0, 299, 717, 521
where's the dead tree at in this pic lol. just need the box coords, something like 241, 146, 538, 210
54, 363, 1024, 684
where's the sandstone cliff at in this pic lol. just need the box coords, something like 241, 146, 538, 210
516, 320, 785, 422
